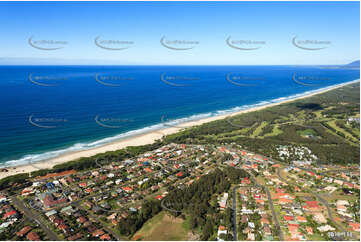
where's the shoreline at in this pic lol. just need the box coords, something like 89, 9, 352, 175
0, 79, 359, 179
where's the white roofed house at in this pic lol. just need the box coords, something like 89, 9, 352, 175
336, 200, 350, 206
124, 159, 134, 165
217, 225, 227, 241
317, 225, 335, 232
0, 195, 7, 203
247, 232, 255, 241
45, 210, 57, 217
218, 193, 229, 210
347, 117, 360, 124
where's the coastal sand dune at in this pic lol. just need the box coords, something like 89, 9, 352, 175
0, 80, 359, 180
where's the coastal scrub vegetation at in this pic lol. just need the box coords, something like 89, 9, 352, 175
164, 83, 360, 165
116, 166, 249, 239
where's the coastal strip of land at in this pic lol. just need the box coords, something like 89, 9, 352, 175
0, 79, 359, 180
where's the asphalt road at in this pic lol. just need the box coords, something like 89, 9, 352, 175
232, 186, 238, 241
11, 196, 60, 241
247, 171, 284, 241
276, 167, 356, 240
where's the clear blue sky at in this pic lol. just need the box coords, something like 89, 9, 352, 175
0, 1, 359, 65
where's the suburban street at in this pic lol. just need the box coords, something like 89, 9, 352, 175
232, 185, 238, 241
10, 196, 60, 241
73, 203, 123, 241
276, 167, 356, 240
248, 171, 284, 241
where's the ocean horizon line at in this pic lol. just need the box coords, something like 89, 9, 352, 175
0, 63, 358, 67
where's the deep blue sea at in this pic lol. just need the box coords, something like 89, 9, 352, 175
0, 65, 359, 167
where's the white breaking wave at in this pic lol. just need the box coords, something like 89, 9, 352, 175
1, 79, 359, 168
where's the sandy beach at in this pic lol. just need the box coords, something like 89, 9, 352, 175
0, 80, 359, 180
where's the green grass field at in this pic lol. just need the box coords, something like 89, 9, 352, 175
297, 128, 318, 137
132, 211, 192, 241
327, 120, 359, 145
251, 121, 268, 138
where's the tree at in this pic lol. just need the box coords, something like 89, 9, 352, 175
201, 219, 214, 241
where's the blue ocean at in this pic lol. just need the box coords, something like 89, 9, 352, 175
0, 65, 359, 167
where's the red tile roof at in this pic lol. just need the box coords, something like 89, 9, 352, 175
92, 229, 105, 237
219, 225, 226, 231
288, 224, 299, 232
296, 216, 307, 222
27, 231, 40, 241
79, 182, 87, 188
305, 201, 318, 208
284, 215, 294, 221
16, 226, 32, 237
122, 186, 133, 192
37, 169, 76, 180
67, 232, 83, 241
176, 172, 184, 177
100, 234, 111, 240
3, 210, 17, 219
144, 168, 152, 172
349, 222, 360, 231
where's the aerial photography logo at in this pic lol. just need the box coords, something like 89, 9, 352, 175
28, 36, 68, 50
226, 73, 263, 87
225, 114, 256, 129
93, 157, 144, 213
28, 73, 67, 87
226, 36, 266, 50
153, 114, 190, 137
94, 36, 134, 50
95, 73, 134, 87
94, 115, 134, 129
160, 36, 199, 50
28, 187, 68, 212
160, 73, 200, 87
292, 73, 332, 86
160, 114, 186, 129
161, 198, 191, 213
94, 157, 109, 169
28, 114, 68, 129
292, 36, 331, 51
